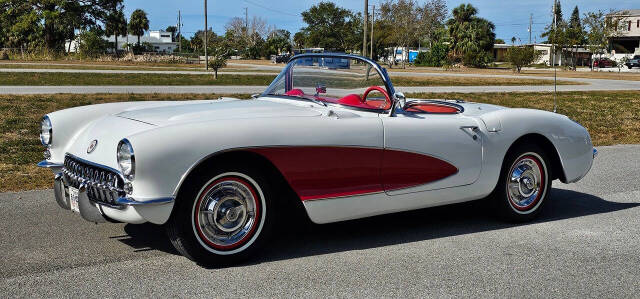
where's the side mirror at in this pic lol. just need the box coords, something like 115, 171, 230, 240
394, 92, 407, 108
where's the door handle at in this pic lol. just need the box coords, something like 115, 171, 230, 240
460, 125, 479, 132
460, 126, 479, 140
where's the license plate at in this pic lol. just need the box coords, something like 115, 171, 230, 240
68, 186, 79, 213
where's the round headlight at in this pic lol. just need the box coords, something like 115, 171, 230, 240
117, 139, 135, 179
40, 116, 52, 146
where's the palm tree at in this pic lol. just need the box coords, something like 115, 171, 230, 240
105, 10, 127, 56
128, 9, 150, 46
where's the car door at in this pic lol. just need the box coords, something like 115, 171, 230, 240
381, 111, 483, 195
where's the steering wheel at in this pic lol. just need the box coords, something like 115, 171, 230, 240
362, 86, 392, 109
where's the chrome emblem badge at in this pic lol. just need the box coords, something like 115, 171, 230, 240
87, 140, 98, 154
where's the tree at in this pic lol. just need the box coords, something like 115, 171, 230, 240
0, 0, 124, 53
380, 0, 419, 68
293, 31, 306, 49
128, 9, 149, 46
77, 29, 107, 58
266, 29, 292, 55
566, 6, 585, 70
446, 4, 496, 67
165, 26, 177, 42
300, 2, 361, 51
505, 46, 542, 73
541, 0, 568, 66
495, 39, 505, 44
207, 42, 230, 79
416, 0, 448, 48
105, 6, 127, 56
583, 10, 625, 70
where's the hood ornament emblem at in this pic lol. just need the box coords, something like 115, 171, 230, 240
87, 140, 98, 154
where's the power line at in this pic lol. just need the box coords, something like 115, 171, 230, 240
242, 0, 299, 18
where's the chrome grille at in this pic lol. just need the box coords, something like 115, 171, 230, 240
62, 155, 125, 204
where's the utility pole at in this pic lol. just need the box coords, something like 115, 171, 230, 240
204, 0, 208, 71
370, 5, 374, 59
178, 10, 182, 53
245, 7, 249, 36
528, 13, 533, 44
363, 0, 368, 57
552, 1, 557, 113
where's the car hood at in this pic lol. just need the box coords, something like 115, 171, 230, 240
116, 98, 322, 126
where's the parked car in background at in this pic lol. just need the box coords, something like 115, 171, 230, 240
593, 58, 615, 68
271, 54, 291, 64
37, 53, 596, 266
625, 55, 640, 69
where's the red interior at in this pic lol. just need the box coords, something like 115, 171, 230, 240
406, 104, 460, 114
283, 86, 391, 110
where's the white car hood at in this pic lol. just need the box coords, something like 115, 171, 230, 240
116, 99, 322, 126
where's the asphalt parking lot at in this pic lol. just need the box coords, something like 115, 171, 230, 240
1, 144, 639, 297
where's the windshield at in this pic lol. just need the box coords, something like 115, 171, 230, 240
263, 55, 393, 111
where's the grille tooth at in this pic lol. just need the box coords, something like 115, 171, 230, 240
61, 155, 125, 205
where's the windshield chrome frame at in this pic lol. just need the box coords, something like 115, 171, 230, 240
261, 53, 397, 111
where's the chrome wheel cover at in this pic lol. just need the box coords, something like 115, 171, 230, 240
507, 154, 545, 212
193, 177, 260, 250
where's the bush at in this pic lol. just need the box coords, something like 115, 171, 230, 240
504, 46, 542, 73
414, 43, 450, 67
0, 50, 9, 60
77, 31, 108, 58
462, 50, 494, 68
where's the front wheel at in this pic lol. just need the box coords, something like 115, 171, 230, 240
490, 144, 552, 222
166, 165, 275, 266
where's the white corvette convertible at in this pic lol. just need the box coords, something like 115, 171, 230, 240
38, 53, 596, 265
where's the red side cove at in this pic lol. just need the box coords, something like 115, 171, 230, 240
249, 146, 458, 201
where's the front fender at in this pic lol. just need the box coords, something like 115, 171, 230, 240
480, 108, 593, 185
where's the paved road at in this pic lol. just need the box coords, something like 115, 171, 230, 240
1, 144, 639, 297
2, 66, 640, 94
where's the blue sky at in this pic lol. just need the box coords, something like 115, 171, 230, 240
123, 0, 639, 42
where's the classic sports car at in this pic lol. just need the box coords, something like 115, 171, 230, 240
38, 53, 596, 265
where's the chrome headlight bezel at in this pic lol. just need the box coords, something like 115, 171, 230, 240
40, 116, 52, 146
117, 139, 135, 180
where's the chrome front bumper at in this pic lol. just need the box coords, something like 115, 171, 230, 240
40, 159, 174, 223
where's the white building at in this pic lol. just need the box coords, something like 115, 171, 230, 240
66, 30, 178, 54
607, 9, 640, 61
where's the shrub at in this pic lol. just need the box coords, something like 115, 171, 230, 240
504, 46, 542, 73
77, 31, 108, 58
414, 43, 450, 67
0, 50, 9, 60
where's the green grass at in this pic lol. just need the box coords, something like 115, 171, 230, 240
0, 71, 579, 86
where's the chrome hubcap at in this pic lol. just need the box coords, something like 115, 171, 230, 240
195, 179, 257, 248
507, 156, 543, 210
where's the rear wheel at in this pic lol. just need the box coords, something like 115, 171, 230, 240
491, 144, 551, 222
166, 165, 275, 266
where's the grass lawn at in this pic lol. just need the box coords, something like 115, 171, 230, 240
391, 66, 640, 81
1, 91, 638, 192
0, 72, 578, 86
0, 62, 276, 73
